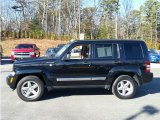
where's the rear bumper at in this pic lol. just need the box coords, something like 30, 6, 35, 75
142, 72, 153, 84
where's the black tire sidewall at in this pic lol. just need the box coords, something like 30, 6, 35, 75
17, 76, 44, 102
112, 75, 137, 99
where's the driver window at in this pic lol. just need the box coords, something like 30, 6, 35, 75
67, 44, 90, 60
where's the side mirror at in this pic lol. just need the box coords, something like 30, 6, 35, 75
62, 53, 70, 61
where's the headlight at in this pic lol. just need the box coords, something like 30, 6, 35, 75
151, 55, 156, 58
30, 52, 35, 55
11, 51, 14, 55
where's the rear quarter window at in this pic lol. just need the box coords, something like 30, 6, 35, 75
124, 43, 144, 60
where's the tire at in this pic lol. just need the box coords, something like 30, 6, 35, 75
17, 76, 44, 102
112, 75, 137, 99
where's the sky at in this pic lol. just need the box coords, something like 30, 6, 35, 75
1, 0, 147, 20
83, 0, 146, 10
124, 0, 145, 10
3, 0, 146, 10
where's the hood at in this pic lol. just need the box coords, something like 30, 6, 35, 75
12, 48, 34, 52
149, 53, 160, 57
14, 57, 57, 67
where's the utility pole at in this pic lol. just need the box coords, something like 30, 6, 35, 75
58, 0, 61, 36
115, 13, 118, 39
78, 0, 80, 39
115, 0, 119, 39
140, 11, 143, 40
55, 0, 58, 35
45, 0, 48, 34
0, 1, 2, 40
42, 0, 46, 31
155, 1, 158, 49
11, 5, 22, 38
74, 0, 77, 39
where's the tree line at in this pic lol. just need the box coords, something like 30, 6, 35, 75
1, 0, 160, 48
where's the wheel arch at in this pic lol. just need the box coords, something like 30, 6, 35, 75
107, 71, 142, 90
15, 73, 46, 88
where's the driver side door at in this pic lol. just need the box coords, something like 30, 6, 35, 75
53, 43, 94, 86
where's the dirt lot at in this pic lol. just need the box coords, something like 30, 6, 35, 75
0, 38, 68, 56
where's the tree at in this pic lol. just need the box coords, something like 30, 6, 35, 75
99, 0, 119, 39
81, 7, 96, 39
142, 0, 160, 47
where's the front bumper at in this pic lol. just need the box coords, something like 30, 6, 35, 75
11, 55, 36, 61
150, 58, 159, 63
6, 72, 18, 89
142, 72, 153, 84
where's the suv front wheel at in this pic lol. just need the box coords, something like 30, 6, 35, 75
17, 76, 44, 102
112, 75, 137, 99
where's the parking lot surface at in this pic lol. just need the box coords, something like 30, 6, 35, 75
0, 59, 160, 120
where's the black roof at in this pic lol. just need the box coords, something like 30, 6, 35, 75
72, 39, 144, 43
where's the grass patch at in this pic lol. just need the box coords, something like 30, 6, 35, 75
0, 38, 68, 56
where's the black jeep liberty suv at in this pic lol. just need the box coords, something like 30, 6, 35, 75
7, 40, 153, 101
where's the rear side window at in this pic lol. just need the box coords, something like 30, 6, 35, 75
95, 44, 113, 59
124, 43, 143, 60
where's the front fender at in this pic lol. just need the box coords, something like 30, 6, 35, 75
106, 66, 143, 86
12, 69, 53, 89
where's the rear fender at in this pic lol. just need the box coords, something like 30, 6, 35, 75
106, 66, 143, 87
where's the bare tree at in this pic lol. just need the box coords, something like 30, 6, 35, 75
121, 0, 133, 39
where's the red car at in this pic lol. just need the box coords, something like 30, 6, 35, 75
11, 43, 40, 62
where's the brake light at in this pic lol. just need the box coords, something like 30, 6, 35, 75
145, 61, 150, 73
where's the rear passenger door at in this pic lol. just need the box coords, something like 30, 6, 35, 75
91, 43, 120, 85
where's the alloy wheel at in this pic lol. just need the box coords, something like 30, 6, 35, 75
21, 81, 40, 99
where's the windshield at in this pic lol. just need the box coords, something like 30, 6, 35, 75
15, 44, 33, 49
47, 48, 59, 53
55, 43, 70, 58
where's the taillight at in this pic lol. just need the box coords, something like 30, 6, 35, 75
145, 61, 150, 73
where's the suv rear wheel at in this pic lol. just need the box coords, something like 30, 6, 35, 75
112, 75, 137, 99
17, 76, 44, 102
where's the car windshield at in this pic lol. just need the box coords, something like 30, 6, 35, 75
55, 43, 70, 58
47, 48, 59, 53
15, 44, 33, 49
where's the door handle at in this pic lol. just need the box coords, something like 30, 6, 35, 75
46, 62, 55, 64
112, 61, 121, 64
